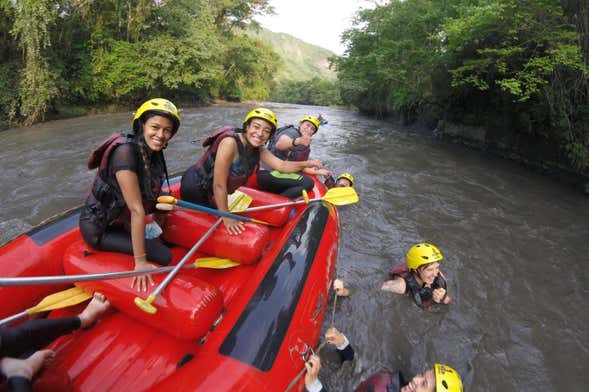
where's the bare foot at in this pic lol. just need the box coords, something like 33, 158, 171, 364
78, 292, 110, 328
0, 349, 55, 380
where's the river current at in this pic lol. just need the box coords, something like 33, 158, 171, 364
1, 103, 588, 391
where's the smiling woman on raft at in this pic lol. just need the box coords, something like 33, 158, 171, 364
79, 98, 180, 292
180, 108, 323, 235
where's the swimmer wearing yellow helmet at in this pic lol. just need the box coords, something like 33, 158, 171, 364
381, 243, 451, 309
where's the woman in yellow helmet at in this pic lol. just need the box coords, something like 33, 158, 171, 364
180, 108, 323, 235
79, 98, 180, 292
257, 115, 332, 198
304, 331, 463, 392
381, 243, 451, 309
351, 363, 463, 392
336, 172, 354, 187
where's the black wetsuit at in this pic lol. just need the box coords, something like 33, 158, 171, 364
1, 317, 81, 392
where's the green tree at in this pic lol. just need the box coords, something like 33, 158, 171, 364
336, 0, 589, 173
1, 0, 278, 125
11, 0, 59, 125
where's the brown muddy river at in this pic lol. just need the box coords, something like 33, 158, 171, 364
1, 103, 588, 391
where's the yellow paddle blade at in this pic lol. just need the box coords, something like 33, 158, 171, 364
27, 287, 92, 315
323, 187, 359, 206
157, 195, 177, 204
194, 257, 240, 269
228, 190, 253, 212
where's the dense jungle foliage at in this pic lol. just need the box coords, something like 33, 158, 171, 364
0, 0, 279, 126
335, 0, 589, 173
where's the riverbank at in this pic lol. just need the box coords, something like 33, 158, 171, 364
423, 118, 589, 195
0, 98, 236, 132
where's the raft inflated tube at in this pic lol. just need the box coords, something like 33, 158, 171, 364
162, 210, 271, 265
63, 241, 224, 341
227, 187, 293, 227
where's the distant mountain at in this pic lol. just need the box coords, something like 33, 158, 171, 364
247, 27, 337, 82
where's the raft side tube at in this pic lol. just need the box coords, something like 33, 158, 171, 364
63, 240, 224, 341
0, 214, 82, 319
161, 210, 270, 265
218, 202, 330, 371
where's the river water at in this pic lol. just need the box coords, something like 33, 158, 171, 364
1, 103, 588, 391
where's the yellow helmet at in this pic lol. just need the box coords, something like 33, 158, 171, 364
406, 243, 444, 271
243, 108, 277, 132
435, 363, 463, 392
133, 98, 180, 134
300, 115, 321, 132
336, 173, 355, 186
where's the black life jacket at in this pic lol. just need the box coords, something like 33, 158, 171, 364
267, 125, 310, 162
194, 127, 260, 195
85, 132, 164, 227
389, 263, 447, 310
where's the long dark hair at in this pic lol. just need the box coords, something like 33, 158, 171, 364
132, 112, 172, 200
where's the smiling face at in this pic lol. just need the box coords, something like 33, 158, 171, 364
336, 178, 352, 187
299, 120, 317, 137
417, 262, 440, 286
142, 115, 174, 152
401, 369, 436, 392
244, 118, 273, 147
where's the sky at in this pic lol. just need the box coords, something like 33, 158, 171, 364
255, 0, 374, 55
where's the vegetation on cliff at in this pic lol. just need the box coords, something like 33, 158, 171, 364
335, 0, 589, 174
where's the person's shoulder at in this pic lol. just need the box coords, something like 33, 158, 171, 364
110, 142, 137, 161
278, 125, 298, 136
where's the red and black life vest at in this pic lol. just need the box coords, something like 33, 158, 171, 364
389, 263, 447, 310
193, 127, 260, 197
85, 133, 164, 227
354, 370, 405, 392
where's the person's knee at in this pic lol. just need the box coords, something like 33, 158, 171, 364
301, 175, 314, 191
79, 222, 101, 249
146, 241, 172, 265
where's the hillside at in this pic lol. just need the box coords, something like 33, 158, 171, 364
247, 27, 337, 82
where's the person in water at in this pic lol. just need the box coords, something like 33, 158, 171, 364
304, 327, 355, 392
257, 115, 332, 198
79, 98, 181, 292
324, 172, 355, 189
304, 332, 463, 392
180, 108, 323, 235
381, 243, 451, 309
0, 293, 110, 391
353, 364, 463, 392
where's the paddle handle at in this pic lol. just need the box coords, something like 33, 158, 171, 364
135, 218, 222, 312
174, 198, 253, 222
240, 198, 314, 212
0, 311, 29, 327
0, 265, 182, 286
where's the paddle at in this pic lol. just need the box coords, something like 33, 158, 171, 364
0, 287, 92, 327
232, 186, 359, 213
157, 187, 359, 215
157, 195, 276, 226
0, 257, 239, 287
135, 192, 251, 314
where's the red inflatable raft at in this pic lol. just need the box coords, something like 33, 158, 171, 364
0, 176, 341, 392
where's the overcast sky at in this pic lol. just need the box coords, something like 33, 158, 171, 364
255, 0, 374, 55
